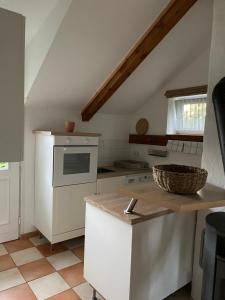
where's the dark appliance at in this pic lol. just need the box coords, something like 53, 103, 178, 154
201, 78, 225, 299
213, 77, 225, 171
201, 212, 225, 300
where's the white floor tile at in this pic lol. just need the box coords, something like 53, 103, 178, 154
28, 272, 69, 299
73, 282, 104, 300
29, 235, 48, 246
0, 244, 8, 256
10, 247, 43, 266
0, 268, 25, 292
64, 236, 84, 249
47, 250, 81, 270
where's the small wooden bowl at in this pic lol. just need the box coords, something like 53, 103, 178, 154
136, 118, 149, 135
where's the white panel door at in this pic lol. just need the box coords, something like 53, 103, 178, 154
0, 163, 19, 243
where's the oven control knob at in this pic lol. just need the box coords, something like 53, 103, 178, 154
85, 137, 90, 144
66, 137, 72, 144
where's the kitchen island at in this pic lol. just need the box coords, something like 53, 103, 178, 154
84, 182, 225, 300
84, 193, 196, 300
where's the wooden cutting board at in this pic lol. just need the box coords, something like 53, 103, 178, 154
118, 182, 225, 212
136, 118, 149, 135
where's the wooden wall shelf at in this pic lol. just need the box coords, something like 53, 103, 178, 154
167, 134, 203, 142
129, 135, 167, 146
129, 134, 203, 145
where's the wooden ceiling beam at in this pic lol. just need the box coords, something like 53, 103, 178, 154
81, 0, 198, 121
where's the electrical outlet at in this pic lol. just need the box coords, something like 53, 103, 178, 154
133, 150, 140, 157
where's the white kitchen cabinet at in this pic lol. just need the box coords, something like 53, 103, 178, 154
85, 203, 196, 300
34, 133, 97, 244
97, 173, 152, 194
97, 176, 125, 194
53, 183, 96, 235
35, 181, 96, 244
0, 8, 25, 162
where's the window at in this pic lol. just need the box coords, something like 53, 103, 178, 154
167, 94, 207, 134
0, 162, 8, 171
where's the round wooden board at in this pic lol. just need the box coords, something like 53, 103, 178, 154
136, 118, 149, 135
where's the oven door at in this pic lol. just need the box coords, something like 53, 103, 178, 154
53, 146, 98, 187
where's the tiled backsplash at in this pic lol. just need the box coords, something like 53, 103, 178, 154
98, 138, 130, 166
130, 144, 202, 168
167, 141, 203, 155
98, 139, 203, 167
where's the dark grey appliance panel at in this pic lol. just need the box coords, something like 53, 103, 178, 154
213, 77, 225, 171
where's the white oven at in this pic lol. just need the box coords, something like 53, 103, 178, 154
53, 136, 98, 187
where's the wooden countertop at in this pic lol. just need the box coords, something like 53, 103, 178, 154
84, 193, 172, 225
85, 182, 225, 225
118, 182, 225, 212
33, 130, 101, 137
97, 166, 152, 179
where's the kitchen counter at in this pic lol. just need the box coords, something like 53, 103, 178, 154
97, 166, 152, 179
84, 193, 171, 225
85, 181, 225, 226
118, 182, 225, 212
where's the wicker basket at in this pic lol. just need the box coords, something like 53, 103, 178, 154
152, 164, 208, 194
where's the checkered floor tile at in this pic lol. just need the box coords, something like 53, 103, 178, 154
0, 235, 192, 299
0, 235, 95, 300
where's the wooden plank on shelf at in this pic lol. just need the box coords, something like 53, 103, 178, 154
129, 134, 203, 145
118, 182, 225, 212
167, 134, 203, 142
165, 85, 208, 98
81, 0, 198, 121
129, 134, 167, 146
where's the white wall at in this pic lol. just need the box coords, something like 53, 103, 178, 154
131, 48, 210, 134
201, 0, 225, 187
130, 48, 210, 168
21, 106, 131, 233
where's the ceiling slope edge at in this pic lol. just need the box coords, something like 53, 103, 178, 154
25, 0, 72, 100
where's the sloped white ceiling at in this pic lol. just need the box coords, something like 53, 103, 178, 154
27, 0, 171, 108
0, 0, 60, 45
25, 0, 71, 97
102, 0, 213, 114
1, 0, 213, 115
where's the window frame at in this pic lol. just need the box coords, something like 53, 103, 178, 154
167, 93, 207, 135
